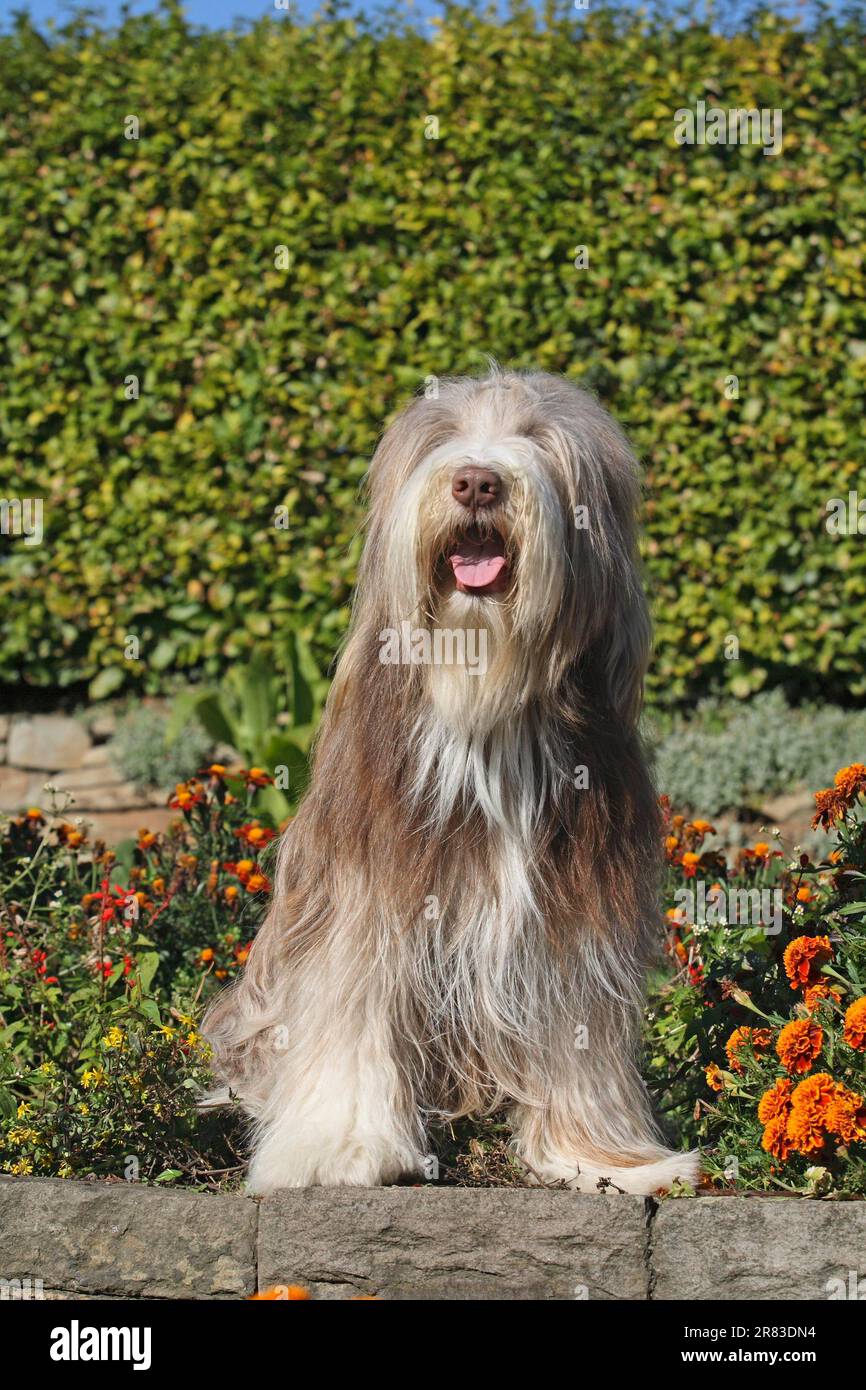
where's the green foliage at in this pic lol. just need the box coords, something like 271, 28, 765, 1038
647, 690, 866, 817
168, 638, 324, 818
112, 703, 214, 790
1, 5, 865, 705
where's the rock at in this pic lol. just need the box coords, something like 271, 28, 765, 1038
90, 713, 117, 742
258, 1187, 648, 1300
760, 789, 816, 825
0, 1177, 257, 1300
8, 716, 91, 771
85, 807, 176, 845
0, 766, 32, 811
652, 1196, 866, 1300
50, 766, 148, 812
81, 744, 113, 769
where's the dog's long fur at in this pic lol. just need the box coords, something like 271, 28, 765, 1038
204, 367, 700, 1195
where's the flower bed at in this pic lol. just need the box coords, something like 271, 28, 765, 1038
1, 764, 865, 1196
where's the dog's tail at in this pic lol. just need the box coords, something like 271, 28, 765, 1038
520, 1145, 702, 1196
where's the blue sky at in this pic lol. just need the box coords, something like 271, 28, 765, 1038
5, 0, 843, 34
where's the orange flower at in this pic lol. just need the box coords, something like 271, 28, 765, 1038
138, 830, 158, 850
248, 1285, 310, 1300
824, 1085, 866, 1144
786, 1106, 826, 1155
664, 835, 679, 855
236, 822, 277, 849
803, 982, 841, 1012
224, 885, 240, 903
245, 871, 271, 894
245, 767, 273, 788
681, 851, 700, 877
689, 820, 715, 836
776, 1019, 823, 1075
704, 1063, 724, 1092
812, 787, 846, 830
795, 885, 813, 904
725, 1026, 772, 1074
761, 1115, 794, 1161
198, 948, 215, 963
752, 841, 770, 858
782, 935, 833, 991
833, 762, 866, 802
842, 997, 866, 1051
757, 1077, 793, 1125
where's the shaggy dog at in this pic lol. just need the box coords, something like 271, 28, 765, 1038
204, 368, 700, 1196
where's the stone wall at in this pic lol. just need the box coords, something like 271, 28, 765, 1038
0, 713, 173, 843
1, 1178, 863, 1300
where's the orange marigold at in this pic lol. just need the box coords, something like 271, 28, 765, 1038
811, 787, 847, 831
824, 1085, 866, 1144
786, 1105, 826, 1155
704, 1063, 724, 1092
761, 1115, 794, 1161
803, 982, 841, 1013
725, 1026, 772, 1074
776, 1019, 823, 1075
681, 851, 700, 876
782, 935, 833, 991
843, 997, 866, 1051
833, 762, 866, 802
757, 1077, 793, 1125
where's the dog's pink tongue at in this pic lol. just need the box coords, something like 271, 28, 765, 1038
449, 538, 507, 589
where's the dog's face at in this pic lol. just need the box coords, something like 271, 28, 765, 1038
358, 370, 651, 728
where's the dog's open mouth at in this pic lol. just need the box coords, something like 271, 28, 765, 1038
447, 526, 509, 596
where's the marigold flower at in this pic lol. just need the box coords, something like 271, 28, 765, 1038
26, 807, 45, 823
249, 1285, 311, 1300
803, 982, 841, 1013
833, 762, 866, 802
245, 871, 271, 894
137, 830, 158, 849
761, 1115, 794, 1161
842, 997, 866, 1051
245, 767, 273, 787
812, 787, 846, 830
689, 819, 715, 836
824, 1084, 866, 1144
757, 1077, 793, 1125
776, 1019, 823, 1075
236, 822, 277, 848
224, 885, 240, 903
704, 1063, 724, 1092
786, 1106, 826, 1155
783, 936, 833, 991
198, 948, 215, 963
752, 841, 770, 858
795, 886, 813, 904
725, 1026, 772, 1074
681, 851, 700, 877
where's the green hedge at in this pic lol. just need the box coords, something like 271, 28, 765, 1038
1, 3, 865, 705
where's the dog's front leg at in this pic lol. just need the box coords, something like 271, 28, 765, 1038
245, 982, 426, 1194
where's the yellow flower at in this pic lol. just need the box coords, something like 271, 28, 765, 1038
157, 1025, 176, 1040
39, 1062, 56, 1075
101, 1026, 125, 1050
81, 1068, 106, 1089
4, 1158, 34, 1176
77, 1103, 89, 1115
16, 1102, 31, 1119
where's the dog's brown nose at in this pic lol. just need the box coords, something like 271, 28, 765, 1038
451, 466, 501, 509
